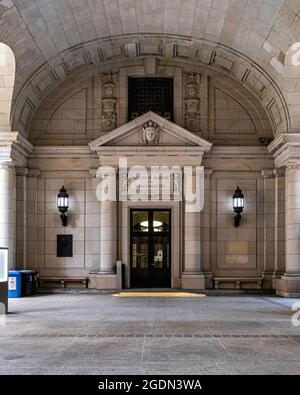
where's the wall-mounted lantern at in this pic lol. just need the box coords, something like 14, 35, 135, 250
57, 186, 69, 227
233, 186, 244, 227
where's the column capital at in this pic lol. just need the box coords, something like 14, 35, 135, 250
273, 168, 286, 177
15, 167, 28, 176
89, 168, 98, 178
27, 168, 40, 178
15, 167, 40, 177
268, 133, 300, 168
261, 169, 275, 179
204, 168, 213, 177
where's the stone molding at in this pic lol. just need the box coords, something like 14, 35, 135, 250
205, 146, 271, 160
15, 167, 40, 178
30, 146, 92, 159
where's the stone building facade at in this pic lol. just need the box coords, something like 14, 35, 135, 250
1, 1, 300, 296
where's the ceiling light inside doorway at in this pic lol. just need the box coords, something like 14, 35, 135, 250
140, 221, 163, 228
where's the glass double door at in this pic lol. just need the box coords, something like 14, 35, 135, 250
130, 209, 171, 288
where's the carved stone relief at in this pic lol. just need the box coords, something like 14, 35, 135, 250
141, 121, 160, 145
184, 72, 200, 131
100, 72, 118, 131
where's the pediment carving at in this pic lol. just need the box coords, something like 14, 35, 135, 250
89, 112, 212, 152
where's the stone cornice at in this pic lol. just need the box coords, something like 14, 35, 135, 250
205, 146, 272, 159
0, 132, 33, 167
268, 134, 300, 168
97, 146, 208, 157
31, 146, 92, 159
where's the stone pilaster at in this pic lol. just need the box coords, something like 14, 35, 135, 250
0, 163, 16, 269
273, 168, 285, 280
269, 135, 300, 296
88, 166, 118, 290
202, 169, 213, 287
182, 169, 205, 290
99, 200, 117, 274
15, 167, 28, 269
261, 169, 275, 289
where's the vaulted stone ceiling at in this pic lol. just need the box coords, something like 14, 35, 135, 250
0, 0, 300, 136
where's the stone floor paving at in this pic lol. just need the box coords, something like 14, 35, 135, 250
0, 293, 300, 375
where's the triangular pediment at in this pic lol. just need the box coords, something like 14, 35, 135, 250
89, 112, 212, 150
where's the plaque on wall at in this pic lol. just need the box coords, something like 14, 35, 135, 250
128, 77, 174, 121
57, 235, 73, 258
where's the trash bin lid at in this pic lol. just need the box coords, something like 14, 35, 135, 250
20, 270, 38, 274
8, 271, 22, 276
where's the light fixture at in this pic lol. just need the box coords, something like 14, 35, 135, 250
57, 186, 69, 227
140, 221, 163, 228
233, 186, 244, 227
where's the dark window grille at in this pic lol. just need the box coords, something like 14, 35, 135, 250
128, 77, 174, 121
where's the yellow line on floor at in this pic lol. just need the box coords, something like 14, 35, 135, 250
113, 292, 207, 297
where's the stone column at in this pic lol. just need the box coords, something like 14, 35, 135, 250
201, 169, 213, 282
276, 165, 300, 296
0, 164, 16, 269
182, 169, 205, 290
15, 167, 28, 269
99, 200, 117, 274
98, 166, 118, 275
273, 168, 285, 279
261, 169, 275, 289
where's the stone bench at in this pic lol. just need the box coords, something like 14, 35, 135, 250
213, 277, 262, 290
39, 277, 88, 289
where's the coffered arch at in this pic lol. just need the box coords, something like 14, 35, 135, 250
12, 36, 289, 139
28, 57, 273, 146
1, 0, 299, 138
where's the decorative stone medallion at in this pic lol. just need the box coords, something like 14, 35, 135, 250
141, 121, 160, 145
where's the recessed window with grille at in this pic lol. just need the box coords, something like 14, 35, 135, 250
128, 77, 174, 122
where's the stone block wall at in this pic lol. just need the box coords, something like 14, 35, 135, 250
16, 170, 101, 277
210, 173, 260, 279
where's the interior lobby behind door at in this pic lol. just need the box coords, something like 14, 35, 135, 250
130, 210, 171, 288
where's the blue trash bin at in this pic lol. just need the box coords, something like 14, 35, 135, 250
8, 271, 22, 298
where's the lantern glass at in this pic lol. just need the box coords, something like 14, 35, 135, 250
233, 197, 244, 209
57, 196, 68, 209
232, 187, 244, 211
57, 186, 69, 211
